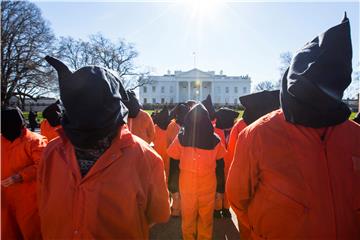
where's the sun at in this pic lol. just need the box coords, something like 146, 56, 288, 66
180, 0, 225, 19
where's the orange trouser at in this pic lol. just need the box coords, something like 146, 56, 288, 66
181, 192, 215, 240
1, 192, 41, 240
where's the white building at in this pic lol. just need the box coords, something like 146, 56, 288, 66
139, 68, 251, 105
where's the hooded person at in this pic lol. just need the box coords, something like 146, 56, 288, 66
213, 107, 239, 218
40, 100, 62, 141
38, 56, 170, 239
227, 14, 360, 239
225, 90, 280, 221
201, 94, 216, 122
1, 107, 47, 240
166, 103, 190, 216
167, 103, 226, 240
124, 90, 155, 144
28, 110, 38, 131
153, 106, 172, 180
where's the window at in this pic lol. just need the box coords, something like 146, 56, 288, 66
144, 98, 147, 104
143, 86, 147, 93
225, 87, 229, 94
216, 87, 221, 93
243, 87, 247, 93
161, 98, 165, 104
170, 86, 174, 93
161, 86, 165, 93
234, 87, 238, 93
234, 98, 238, 104
225, 97, 229, 104
152, 86, 156, 92
152, 98, 156, 104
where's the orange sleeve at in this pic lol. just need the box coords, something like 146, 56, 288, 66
226, 129, 260, 237
216, 141, 227, 160
167, 137, 181, 160
145, 112, 155, 143
145, 149, 171, 224
40, 120, 47, 136
20, 135, 48, 182
227, 121, 242, 163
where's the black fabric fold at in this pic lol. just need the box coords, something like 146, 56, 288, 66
215, 108, 239, 129
153, 106, 171, 130
1, 107, 25, 142
240, 90, 280, 125
280, 14, 352, 128
216, 159, 225, 193
202, 95, 216, 121
168, 158, 180, 193
42, 101, 62, 127
178, 103, 220, 150
45, 56, 129, 148
123, 90, 141, 118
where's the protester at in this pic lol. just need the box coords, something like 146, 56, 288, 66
153, 106, 172, 179
39, 56, 170, 239
227, 14, 360, 239
40, 100, 62, 141
124, 90, 155, 144
28, 110, 38, 131
166, 103, 190, 216
1, 107, 47, 239
167, 103, 226, 240
213, 107, 239, 218
202, 94, 216, 123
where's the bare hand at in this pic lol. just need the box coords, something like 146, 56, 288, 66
1, 174, 23, 187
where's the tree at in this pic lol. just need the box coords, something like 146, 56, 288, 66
56, 34, 150, 90
255, 81, 276, 92
1, 1, 56, 108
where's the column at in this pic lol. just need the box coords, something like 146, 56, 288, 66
199, 81, 203, 101
187, 81, 191, 100
175, 81, 179, 103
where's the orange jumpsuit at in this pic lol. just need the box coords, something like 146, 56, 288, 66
166, 120, 181, 147
38, 126, 170, 239
1, 128, 47, 239
224, 119, 247, 210
166, 120, 182, 215
227, 110, 360, 239
168, 137, 226, 240
127, 109, 155, 144
154, 124, 169, 179
40, 119, 61, 141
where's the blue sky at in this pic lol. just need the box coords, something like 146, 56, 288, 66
34, 0, 359, 91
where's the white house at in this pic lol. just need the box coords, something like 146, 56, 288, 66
139, 68, 251, 105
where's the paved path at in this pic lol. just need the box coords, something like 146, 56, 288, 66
150, 209, 240, 240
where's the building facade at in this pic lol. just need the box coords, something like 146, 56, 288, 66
139, 68, 251, 105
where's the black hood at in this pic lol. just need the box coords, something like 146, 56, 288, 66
153, 106, 171, 130
42, 100, 62, 127
1, 107, 25, 142
45, 56, 129, 148
178, 103, 220, 150
240, 90, 280, 125
280, 14, 352, 128
170, 103, 190, 126
215, 108, 239, 129
123, 90, 141, 118
201, 94, 216, 121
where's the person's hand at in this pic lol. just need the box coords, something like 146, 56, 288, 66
1, 174, 23, 187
